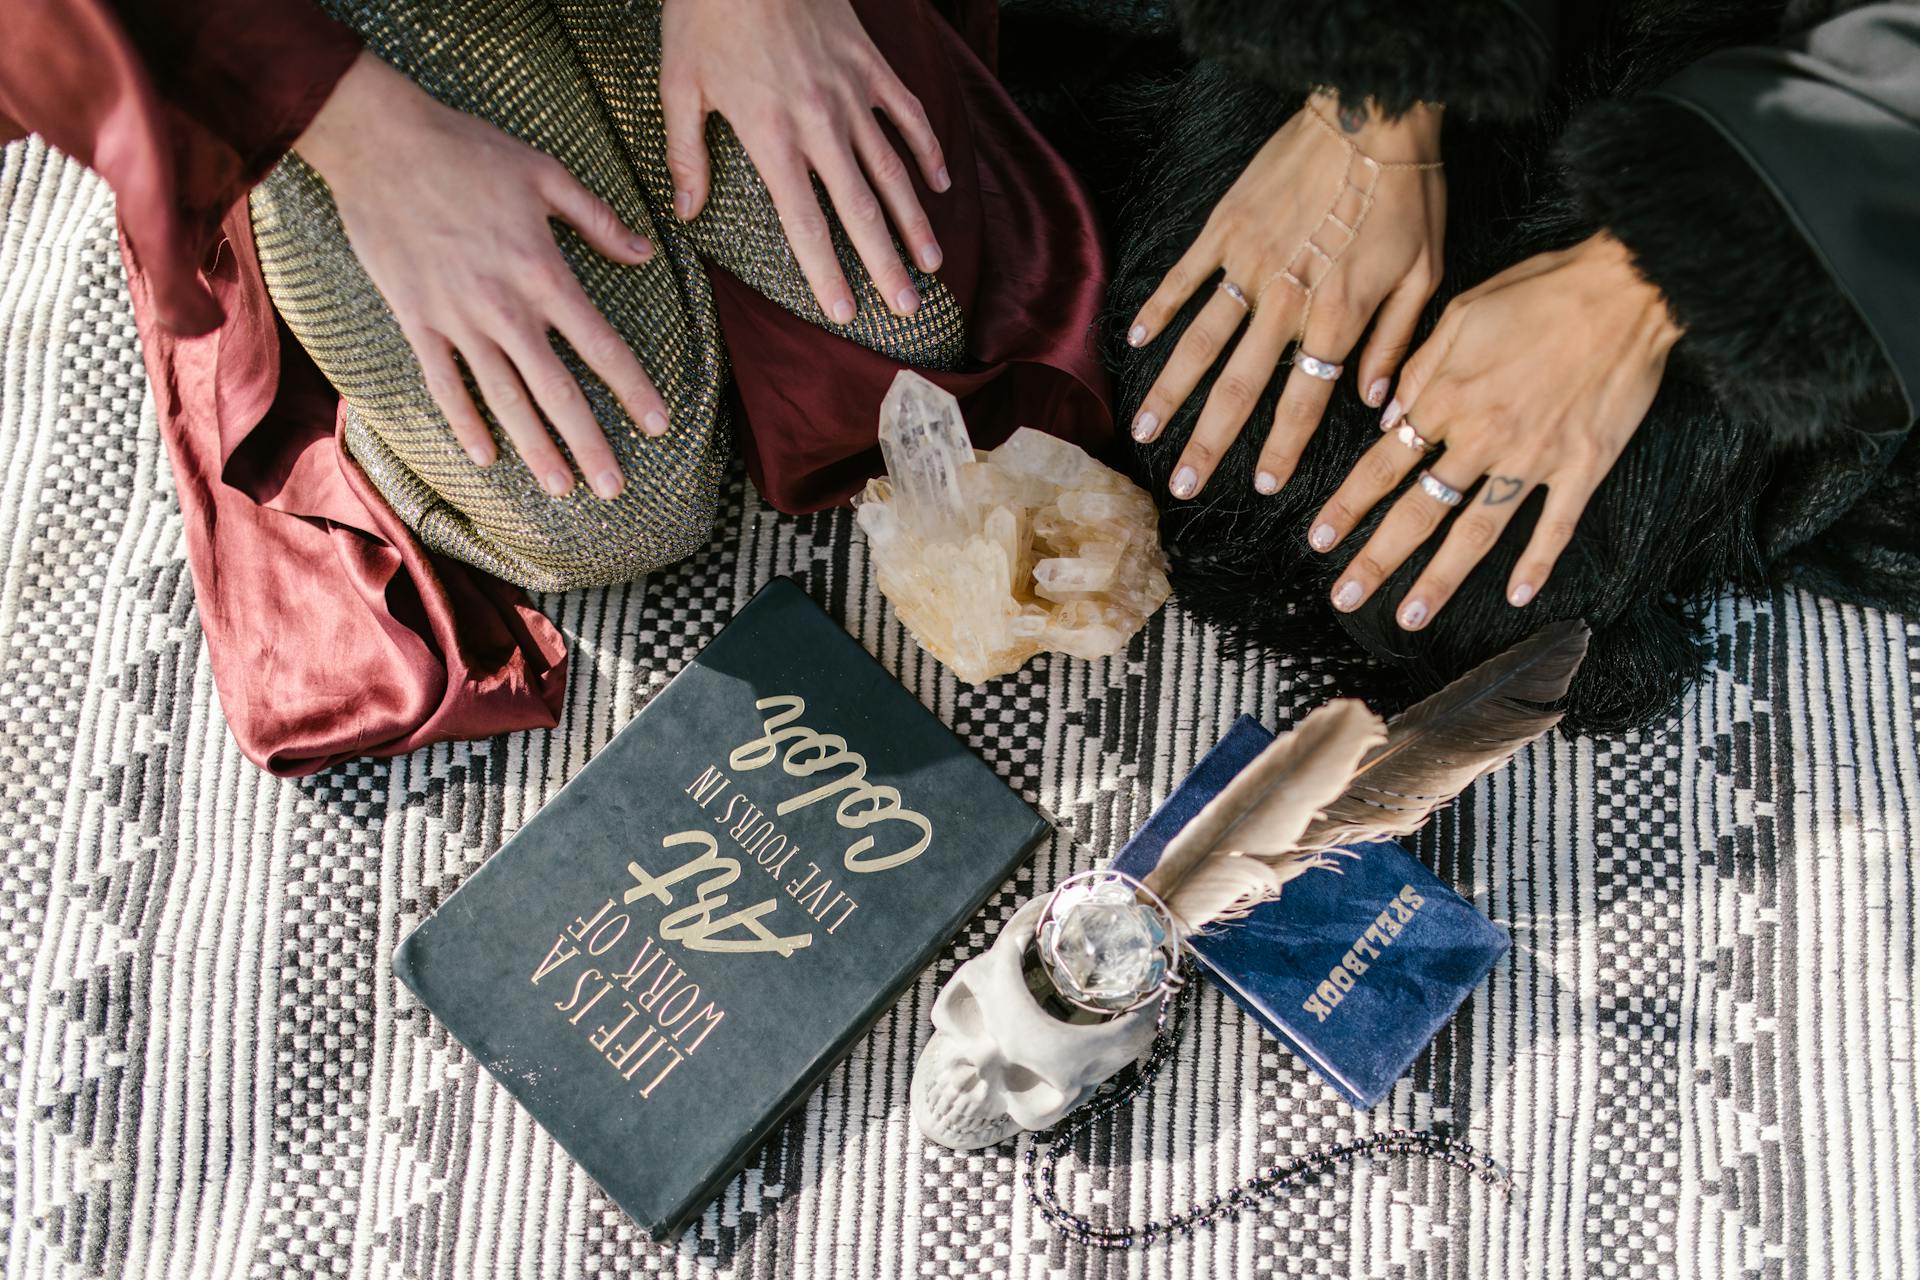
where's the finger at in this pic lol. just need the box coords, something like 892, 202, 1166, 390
660, 72, 711, 221
852, 114, 942, 273
537, 160, 652, 265
499, 324, 625, 500
409, 327, 495, 465
1378, 305, 1461, 433
1252, 293, 1364, 495
1309, 416, 1431, 552
1355, 265, 1438, 409
1328, 452, 1487, 619
1507, 473, 1595, 608
1172, 298, 1295, 498
1131, 286, 1249, 456
544, 274, 670, 440
810, 132, 919, 316
1127, 235, 1221, 350
462, 336, 575, 497
759, 150, 857, 325
869, 69, 948, 194
1397, 469, 1538, 629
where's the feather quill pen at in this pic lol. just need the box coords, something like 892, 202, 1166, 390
1140, 621, 1591, 937
1297, 619, 1590, 852
1143, 699, 1386, 935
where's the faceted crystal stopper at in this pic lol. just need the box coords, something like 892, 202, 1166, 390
1036, 871, 1175, 1015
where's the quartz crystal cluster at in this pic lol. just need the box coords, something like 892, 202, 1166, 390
854, 372, 1171, 683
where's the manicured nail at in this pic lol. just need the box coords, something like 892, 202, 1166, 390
1131, 410, 1158, 442
934, 166, 951, 193
594, 469, 624, 500
1366, 378, 1389, 408
1170, 465, 1198, 499
674, 190, 694, 219
1255, 471, 1280, 495
1509, 582, 1536, 607
1399, 598, 1429, 629
1309, 522, 1335, 550
895, 286, 920, 315
1380, 397, 1405, 431
831, 298, 855, 324
919, 243, 943, 272
543, 470, 572, 497
1127, 323, 1148, 348
1333, 580, 1363, 611
466, 441, 495, 466
630, 235, 653, 260
644, 410, 669, 437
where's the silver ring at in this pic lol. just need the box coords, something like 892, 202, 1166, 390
1417, 469, 1465, 508
1217, 279, 1251, 312
1392, 420, 1433, 452
1291, 349, 1343, 381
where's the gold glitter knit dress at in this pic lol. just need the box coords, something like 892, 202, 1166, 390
250, 0, 967, 591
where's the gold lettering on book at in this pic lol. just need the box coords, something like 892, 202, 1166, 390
624, 830, 814, 957
1300, 884, 1429, 1023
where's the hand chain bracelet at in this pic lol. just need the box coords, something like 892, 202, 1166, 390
1020, 981, 1514, 1250
1264, 101, 1445, 344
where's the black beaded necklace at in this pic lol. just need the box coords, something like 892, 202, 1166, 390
1020, 983, 1515, 1249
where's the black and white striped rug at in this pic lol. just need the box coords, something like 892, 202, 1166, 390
2, 138, 1914, 1280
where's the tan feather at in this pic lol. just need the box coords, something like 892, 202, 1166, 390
1298, 620, 1591, 852
1143, 699, 1385, 935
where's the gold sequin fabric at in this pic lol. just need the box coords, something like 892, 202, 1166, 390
250, 0, 967, 591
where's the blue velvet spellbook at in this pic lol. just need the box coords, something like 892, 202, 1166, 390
1108, 715, 1508, 1110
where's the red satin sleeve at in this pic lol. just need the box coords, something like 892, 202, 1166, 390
0, 0, 361, 334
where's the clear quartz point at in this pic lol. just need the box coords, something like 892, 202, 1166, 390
856, 373, 1172, 683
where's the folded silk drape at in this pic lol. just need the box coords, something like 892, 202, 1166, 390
0, 0, 1112, 775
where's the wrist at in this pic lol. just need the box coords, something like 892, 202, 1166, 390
1308, 89, 1443, 164
294, 51, 423, 183
1582, 231, 1684, 350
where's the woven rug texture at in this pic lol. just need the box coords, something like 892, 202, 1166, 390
1, 140, 1916, 1280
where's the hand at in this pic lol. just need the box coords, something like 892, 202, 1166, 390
1314, 232, 1684, 629
660, 0, 950, 322
1128, 91, 1444, 500
296, 52, 666, 500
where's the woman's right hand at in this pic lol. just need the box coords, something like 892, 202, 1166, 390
296, 51, 666, 501
1128, 91, 1446, 501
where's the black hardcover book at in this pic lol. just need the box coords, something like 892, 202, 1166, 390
393, 577, 1048, 1239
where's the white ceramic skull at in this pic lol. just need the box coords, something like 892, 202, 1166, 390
911, 895, 1160, 1150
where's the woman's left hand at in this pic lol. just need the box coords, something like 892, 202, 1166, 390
1312, 232, 1682, 629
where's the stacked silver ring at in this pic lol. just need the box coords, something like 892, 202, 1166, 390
1417, 470, 1465, 508
1291, 350, 1343, 382
1217, 279, 1252, 311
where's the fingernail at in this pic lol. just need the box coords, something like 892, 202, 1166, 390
919, 243, 943, 272
631, 235, 653, 260
674, 190, 693, 219
1399, 598, 1429, 629
1333, 580, 1363, 611
1130, 410, 1158, 443
1509, 582, 1536, 607
1170, 465, 1198, 499
1380, 397, 1404, 431
934, 166, 951, 193
466, 441, 495, 466
1366, 378, 1389, 408
895, 286, 920, 315
1255, 471, 1280, 495
831, 298, 855, 324
644, 410, 669, 437
1127, 323, 1148, 348
1309, 522, 1335, 550
595, 469, 624, 500
543, 470, 572, 497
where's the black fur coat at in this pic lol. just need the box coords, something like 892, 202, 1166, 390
1001, 0, 1920, 731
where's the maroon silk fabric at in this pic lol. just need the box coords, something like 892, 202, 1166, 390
2, 0, 1112, 775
